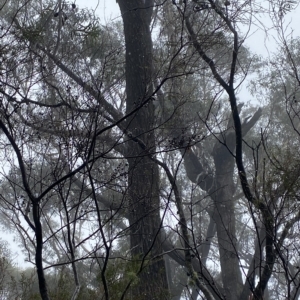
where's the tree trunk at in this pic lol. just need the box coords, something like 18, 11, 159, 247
211, 131, 243, 300
117, 1, 169, 299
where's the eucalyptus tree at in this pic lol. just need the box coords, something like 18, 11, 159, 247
247, 31, 300, 299
0, 0, 168, 299
0, 0, 300, 300
173, 1, 300, 299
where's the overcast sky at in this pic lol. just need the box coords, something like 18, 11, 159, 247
77, 0, 121, 21
76, 0, 300, 58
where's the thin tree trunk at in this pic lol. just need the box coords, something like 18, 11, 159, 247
32, 202, 50, 300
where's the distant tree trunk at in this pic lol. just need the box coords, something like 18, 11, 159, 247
181, 99, 262, 299
211, 132, 244, 300
117, 1, 169, 299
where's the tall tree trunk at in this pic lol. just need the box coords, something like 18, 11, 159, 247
211, 131, 243, 300
117, 1, 169, 299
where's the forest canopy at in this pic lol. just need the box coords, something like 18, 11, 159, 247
0, 0, 300, 299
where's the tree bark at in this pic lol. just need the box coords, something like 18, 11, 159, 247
212, 133, 244, 299
32, 202, 49, 300
117, 1, 169, 298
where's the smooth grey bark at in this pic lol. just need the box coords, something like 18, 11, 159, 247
183, 6, 265, 296
162, 233, 224, 299
190, 218, 216, 300
211, 129, 244, 300
182, 108, 262, 300
239, 223, 266, 300
182, 133, 239, 299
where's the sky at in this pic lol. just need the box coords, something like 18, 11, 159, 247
77, 0, 120, 21
75, 0, 300, 56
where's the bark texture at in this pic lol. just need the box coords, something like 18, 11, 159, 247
117, 1, 169, 298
